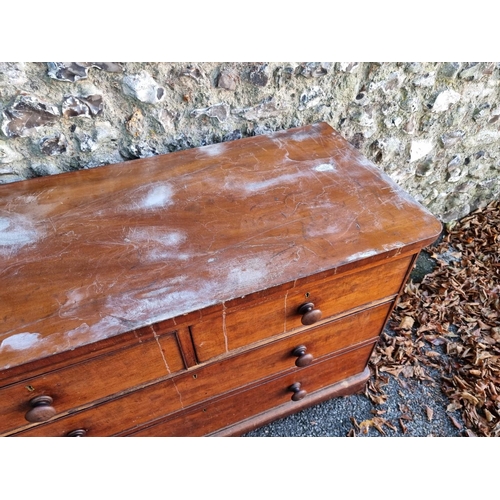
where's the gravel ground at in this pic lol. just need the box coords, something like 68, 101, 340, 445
244, 251, 467, 437
244, 350, 464, 437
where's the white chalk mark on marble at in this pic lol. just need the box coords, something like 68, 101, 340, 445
314, 163, 336, 172
0, 332, 41, 351
196, 142, 229, 157
0, 214, 41, 254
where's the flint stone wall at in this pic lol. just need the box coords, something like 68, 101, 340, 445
1, 62, 499, 223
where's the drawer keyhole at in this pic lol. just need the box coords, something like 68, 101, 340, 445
292, 345, 314, 367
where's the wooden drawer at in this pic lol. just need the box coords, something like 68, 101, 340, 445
12, 376, 185, 437
0, 331, 183, 435
190, 255, 412, 361
13, 304, 387, 437
127, 342, 376, 436
171, 302, 391, 408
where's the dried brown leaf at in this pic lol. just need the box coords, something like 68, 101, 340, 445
425, 406, 434, 422
449, 415, 463, 430
400, 316, 415, 330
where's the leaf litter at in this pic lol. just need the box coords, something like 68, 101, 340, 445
364, 200, 500, 437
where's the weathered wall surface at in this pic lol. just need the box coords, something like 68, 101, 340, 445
1, 62, 499, 222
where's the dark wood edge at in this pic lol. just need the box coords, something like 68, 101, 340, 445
176, 327, 198, 368
209, 367, 371, 437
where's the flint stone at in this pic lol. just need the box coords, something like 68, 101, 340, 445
489, 106, 500, 124
412, 72, 435, 87
40, 134, 67, 155
384, 115, 403, 128
75, 122, 117, 153
337, 62, 359, 73
62, 95, 103, 118
442, 204, 470, 223
349, 132, 364, 149
1, 95, 60, 138
352, 107, 374, 127
273, 66, 296, 87
248, 65, 269, 87
75, 129, 95, 152
48, 62, 122, 82
154, 109, 177, 132
30, 162, 61, 177
439, 62, 461, 78
473, 103, 491, 123
236, 98, 282, 121
405, 62, 423, 74
447, 155, 461, 169
440, 130, 465, 148
447, 166, 466, 182
123, 141, 158, 159
410, 139, 434, 162
217, 70, 238, 91
181, 66, 204, 82
223, 129, 243, 142
432, 90, 461, 112
459, 63, 483, 81
300, 63, 331, 78
415, 158, 433, 177
0, 141, 22, 163
299, 86, 325, 110
191, 103, 230, 122
122, 71, 165, 104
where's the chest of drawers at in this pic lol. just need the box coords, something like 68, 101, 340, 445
0, 122, 441, 436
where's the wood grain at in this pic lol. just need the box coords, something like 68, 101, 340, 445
0, 331, 183, 435
0, 122, 442, 371
127, 343, 376, 437
164, 303, 391, 408
190, 255, 412, 361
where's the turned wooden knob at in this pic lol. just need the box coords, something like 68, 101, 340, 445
289, 382, 307, 401
297, 302, 322, 325
25, 395, 57, 423
67, 429, 87, 437
292, 345, 314, 367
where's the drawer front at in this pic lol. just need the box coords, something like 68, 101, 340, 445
0, 331, 183, 435
190, 255, 412, 361
170, 302, 391, 409
13, 377, 185, 437
14, 309, 382, 437
128, 342, 376, 436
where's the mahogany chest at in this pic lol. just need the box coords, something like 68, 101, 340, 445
0, 123, 441, 436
